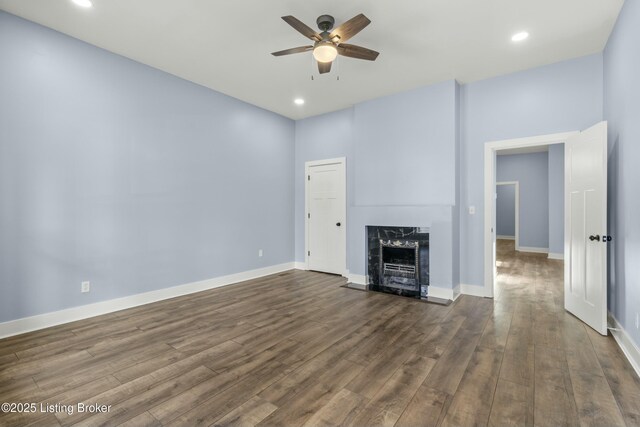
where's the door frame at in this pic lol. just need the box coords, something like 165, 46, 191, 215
496, 181, 520, 250
304, 157, 347, 275
483, 131, 576, 297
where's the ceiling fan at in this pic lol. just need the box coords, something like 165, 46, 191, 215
271, 13, 379, 74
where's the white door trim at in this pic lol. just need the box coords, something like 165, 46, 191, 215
484, 131, 576, 298
304, 157, 347, 275
496, 181, 520, 250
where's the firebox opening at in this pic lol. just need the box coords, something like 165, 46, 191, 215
381, 246, 418, 290
366, 226, 430, 300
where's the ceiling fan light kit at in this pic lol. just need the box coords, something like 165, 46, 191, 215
272, 13, 379, 74
313, 42, 338, 63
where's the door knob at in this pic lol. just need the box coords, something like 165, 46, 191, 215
336, 222, 341, 227
589, 235, 600, 241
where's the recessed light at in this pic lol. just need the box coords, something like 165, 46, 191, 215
294, 98, 305, 106
72, 0, 93, 8
511, 31, 529, 42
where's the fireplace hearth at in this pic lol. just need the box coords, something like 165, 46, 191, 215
367, 226, 429, 299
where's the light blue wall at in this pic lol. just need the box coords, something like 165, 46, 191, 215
295, 82, 460, 291
604, 0, 640, 347
497, 153, 549, 249
452, 82, 461, 289
0, 12, 295, 323
496, 185, 516, 237
354, 83, 457, 206
460, 54, 604, 285
496, 148, 564, 251
548, 144, 565, 255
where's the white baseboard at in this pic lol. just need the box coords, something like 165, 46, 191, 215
517, 246, 549, 254
453, 284, 462, 301
429, 286, 454, 300
547, 252, 564, 260
430, 283, 485, 300
294, 262, 308, 270
0, 262, 295, 339
497, 235, 515, 240
608, 313, 640, 378
346, 273, 367, 286
460, 283, 487, 297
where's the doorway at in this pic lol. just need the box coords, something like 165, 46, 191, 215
484, 132, 573, 298
483, 123, 609, 335
305, 157, 346, 275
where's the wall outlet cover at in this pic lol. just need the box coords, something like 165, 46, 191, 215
81, 281, 90, 293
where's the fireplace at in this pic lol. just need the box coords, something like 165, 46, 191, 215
367, 226, 429, 299
380, 240, 419, 289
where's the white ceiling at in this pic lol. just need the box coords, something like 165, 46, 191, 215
0, 0, 624, 120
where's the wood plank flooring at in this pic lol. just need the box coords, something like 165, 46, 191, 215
1, 239, 639, 426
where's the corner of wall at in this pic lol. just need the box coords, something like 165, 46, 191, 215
453, 80, 462, 288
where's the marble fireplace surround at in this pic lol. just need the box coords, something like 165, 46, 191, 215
342, 205, 457, 301
366, 226, 430, 299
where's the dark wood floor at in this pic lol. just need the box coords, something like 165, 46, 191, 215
1, 240, 640, 426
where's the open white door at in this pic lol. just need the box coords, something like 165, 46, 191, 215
305, 158, 346, 275
565, 121, 608, 335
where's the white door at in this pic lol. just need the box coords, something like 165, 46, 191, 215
565, 121, 608, 335
306, 159, 346, 275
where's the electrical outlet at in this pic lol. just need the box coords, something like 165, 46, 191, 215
258, 249, 263, 257
469, 206, 476, 215
636, 313, 639, 330
81, 281, 90, 293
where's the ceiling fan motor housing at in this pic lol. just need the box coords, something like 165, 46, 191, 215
316, 15, 335, 32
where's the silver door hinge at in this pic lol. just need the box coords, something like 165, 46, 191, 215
308, 213, 310, 219
308, 175, 310, 181
308, 251, 310, 256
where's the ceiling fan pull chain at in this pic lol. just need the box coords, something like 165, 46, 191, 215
311, 52, 316, 80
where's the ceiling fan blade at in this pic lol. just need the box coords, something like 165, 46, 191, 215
271, 46, 313, 56
329, 14, 371, 43
337, 44, 379, 61
318, 61, 332, 74
281, 16, 321, 41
